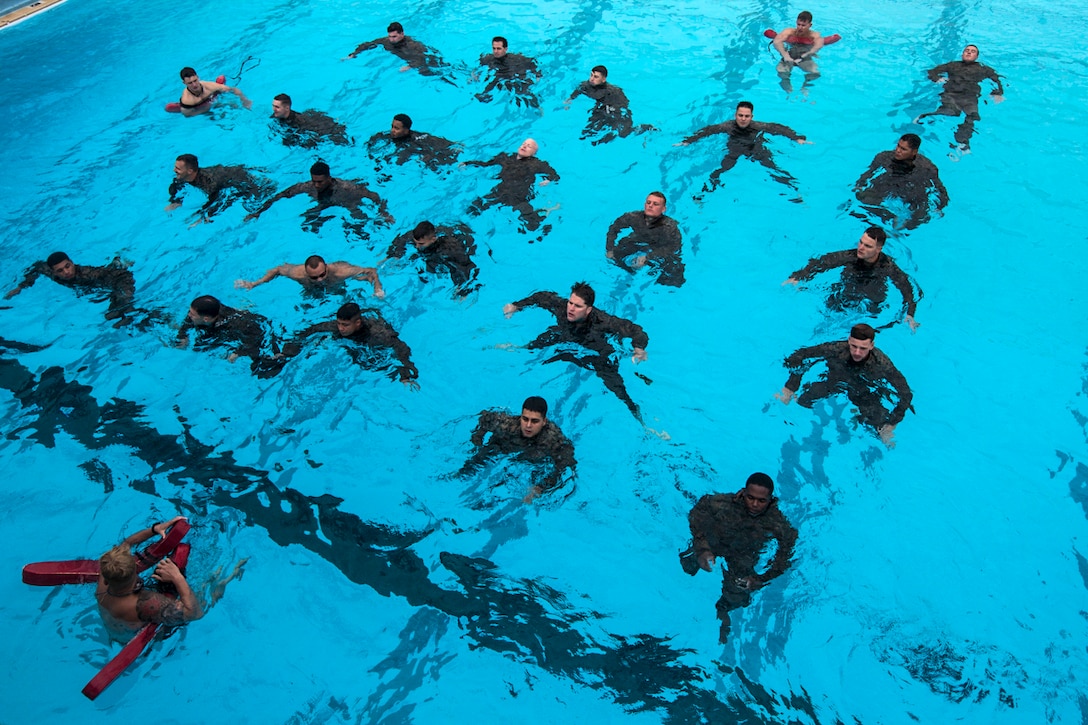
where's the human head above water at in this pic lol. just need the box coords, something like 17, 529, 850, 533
796, 10, 813, 23
850, 323, 877, 342
190, 295, 221, 318
522, 396, 548, 417
412, 220, 436, 240
179, 66, 198, 80
99, 544, 137, 588
570, 281, 595, 307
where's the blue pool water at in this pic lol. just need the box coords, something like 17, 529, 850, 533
2, 0, 1087, 722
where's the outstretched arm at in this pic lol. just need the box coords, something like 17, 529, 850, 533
854, 153, 886, 191
342, 264, 385, 298
235, 264, 291, 290
5, 263, 44, 299
345, 39, 379, 59
244, 183, 305, 221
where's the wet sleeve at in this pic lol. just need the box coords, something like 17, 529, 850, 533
385, 232, 412, 260
790, 251, 848, 282
783, 342, 834, 391
926, 61, 953, 82
605, 213, 633, 252
136, 590, 188, 626
470, 410, 503, 446
885, 261, 919, 317
369, 319, 418, 380
538, 159, 560, 183
757, 121, 804, 141
352, 38, 380, 55
854, 152, 887, 190
878, 355, 914, 425
984, 65, 1005, 95
598, 310, 649, 349
538, 428, 576, 491
282, 322, 335, 357
757, 513, 798, 583
511, 290, 562, 314
11, 262, 46, 293
683, 123, 728, 145
688, 495, 721, 558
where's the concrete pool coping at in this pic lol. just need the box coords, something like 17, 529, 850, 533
1, 0, 67, 30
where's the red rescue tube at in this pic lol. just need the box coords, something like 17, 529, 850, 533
81, 542, 192, 701
165, 74, 227, 113
763, 28, 841, 45
23, 520, 191, 586
22, 559, 100, 586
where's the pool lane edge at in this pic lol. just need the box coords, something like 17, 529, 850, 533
0, 0, 68, 30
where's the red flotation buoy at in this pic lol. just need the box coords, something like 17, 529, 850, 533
764, 28, 841, 45
81, 542, 191, 701
22, 520, 194, 700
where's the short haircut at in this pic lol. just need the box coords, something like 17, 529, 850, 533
493, 36, 508, 48
190, 295, 221, 317
737, 100, 754, 112
304, 255, 326, 269
310, 161, 330, 176
746, 472, 775, 494
99, 544, 137, 586
591, 65, 608, 77
850, 323, 877, 341
179, 67, 197, 79
965, 44, 979, 54
393, 113, 412, 129
274, 93, 292, 105
387, 22, 404, 33
797, 11, 813, 22
176, 153, 199, 170
648, 190, 666, 204
522, 396, 548, 417
570, 281, 595, 307
46, 251, 71, 267
413, 220, 436, 240
336, 302, 362, 320
864, 226, 887, 246
900, 133, 922, 151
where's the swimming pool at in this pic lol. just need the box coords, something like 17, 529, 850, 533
1, 0, 1086, 721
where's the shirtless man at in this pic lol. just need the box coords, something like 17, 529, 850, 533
96, 516, 203, 638
236, 255, 384, 297
177, 67, 252, 117
772, 11, 823, 93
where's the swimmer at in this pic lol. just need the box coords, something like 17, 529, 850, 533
280, 303, 420, 388
381, 221, 479, 297
475, 36, 541, 107
772, 11, 823, 93
95, 516, 203, 638
785, 225, 921, 331
236, 254, 384, 298
365, 113, 460, 174
270, 93, 350, 147
503, 281, 649, 421
916, 44, 1005, 150
605, 191, 685, 287
244, 161, 393, 232
176, 295, 282, 377
460, 396, 577, 502
677, 101, 810, 200
853, 134, 948, 230
167, 154, 272, 221
176, 66, 251, 117
463, 138, 559, 234
345, 21, 451, 79
684, 473, 798, 643
776, 323, 913, 447
565, 65, 655, 145
6, 251, 135, 322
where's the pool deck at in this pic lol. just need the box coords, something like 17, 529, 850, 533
0, 0, 67, 30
